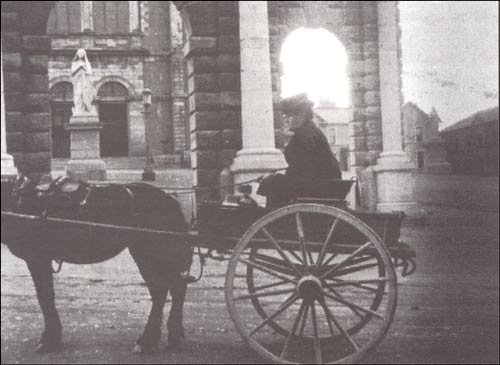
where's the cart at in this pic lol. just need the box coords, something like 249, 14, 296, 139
1, 179, 416, 364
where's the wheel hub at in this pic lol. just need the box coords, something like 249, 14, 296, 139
297, 275, 323, 301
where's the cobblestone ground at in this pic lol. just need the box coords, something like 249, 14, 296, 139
1, 206, 499, 364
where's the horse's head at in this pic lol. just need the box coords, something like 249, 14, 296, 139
9, 173, 37, 213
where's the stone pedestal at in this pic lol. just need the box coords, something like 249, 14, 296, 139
373, 152, 418, 213
65, 114, 106, 181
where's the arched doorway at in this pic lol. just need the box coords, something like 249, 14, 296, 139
280, 27, 350, 107
50, 82, 73, 158
97, 81, 129, 157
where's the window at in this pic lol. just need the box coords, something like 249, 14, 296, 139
97, 82, 129, 157
47, 1, 81, 34
327, 126, 336, 145
417, 151, 425, 168
50, 82, 73, 158
416, 127, 423, 143
93, 1, 130, 34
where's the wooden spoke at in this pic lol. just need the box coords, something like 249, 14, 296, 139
316, 217, 340, 269
326, 278, 388, 287
329, 262, 380, 277
287, 248, 304, 264
280, 300, 307, 360
319, 241, 374, 280
311, 303, 322, 364
322, 289, 384, 320
298, 302, 310, 337
325, 277, 382, 294
250, 293, 299, 336
321, 252, 339, 267
325, 287, 363, 319
261, 227, 302, 276
238, 258, 298, 285
251, 279, 289, 292
295, 213, 309, 271
253, 254, 298, 277
234, 287, 296, 301
320, 300, 360, 352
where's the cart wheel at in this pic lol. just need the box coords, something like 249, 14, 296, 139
246, 246, 387, 338
225, 204, 397, 364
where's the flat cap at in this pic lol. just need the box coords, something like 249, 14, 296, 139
281, 93, 314, 112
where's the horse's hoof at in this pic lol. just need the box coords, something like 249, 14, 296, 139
35, 342, 61, 354
131, 344, 158, 354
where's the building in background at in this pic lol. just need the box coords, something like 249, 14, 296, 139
313, 100, 351, 171
440, 106, 499, 176
46, 1, 189, 179
402, 102, 449, 172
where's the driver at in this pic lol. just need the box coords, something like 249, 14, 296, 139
257, 93, 342, 207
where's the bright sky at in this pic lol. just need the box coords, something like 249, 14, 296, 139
280, 27, 350, 108
400, 1, 499, 128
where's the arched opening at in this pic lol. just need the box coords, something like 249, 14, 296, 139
97, 82, 129, 157
50, 82, 73, 158
280, 28, 351, 171
280, 27, 350, 107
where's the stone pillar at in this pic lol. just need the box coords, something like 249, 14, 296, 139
230, 1, 286, 202
1, 40, 18, 179
373, 1, 417, 213
129, 1, 140, 33
81, 1, 93, 32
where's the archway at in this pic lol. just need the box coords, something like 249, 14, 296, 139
97, 81, 129, 157
280, 27, 350, 108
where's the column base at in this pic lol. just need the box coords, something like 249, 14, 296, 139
66, 159, 106, 181
230, 148, 287, 205
1, 153, 18, 179
373, 151, 418, 215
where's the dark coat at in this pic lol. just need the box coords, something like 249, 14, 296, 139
257, 121, 342, 206
285, 120, 342, 185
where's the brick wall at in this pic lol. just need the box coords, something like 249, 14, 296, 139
2, 1, 53, 177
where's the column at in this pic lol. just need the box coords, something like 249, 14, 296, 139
373, 1, 417, 213
81, 1, 93, 32
230, 1, 286, 202
1, 40, 18, 179
129, 1, 140, 33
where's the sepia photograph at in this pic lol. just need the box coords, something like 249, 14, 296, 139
1, 1, 498, 364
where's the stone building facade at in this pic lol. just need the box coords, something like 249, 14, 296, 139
402, 102, 449, 172
46, 1, 189, 175
3, 1, 421, 213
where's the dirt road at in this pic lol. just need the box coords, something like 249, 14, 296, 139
1, 207, 499, 364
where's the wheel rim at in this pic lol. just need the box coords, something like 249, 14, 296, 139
225, 204, 397, 364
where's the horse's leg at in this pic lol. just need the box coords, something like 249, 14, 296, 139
166, 273, 188, 349
130, 250, 169, 354
26, 259, 62, 353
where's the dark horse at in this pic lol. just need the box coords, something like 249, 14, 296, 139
1, 174, 193, 354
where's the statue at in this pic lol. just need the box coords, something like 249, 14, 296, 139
71, 49, 96, 115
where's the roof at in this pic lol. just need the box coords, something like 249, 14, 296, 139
440, 106, 499, 134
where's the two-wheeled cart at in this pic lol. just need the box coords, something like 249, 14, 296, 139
1, 179, 416, 364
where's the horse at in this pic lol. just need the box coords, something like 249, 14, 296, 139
1, 174, 193, 354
